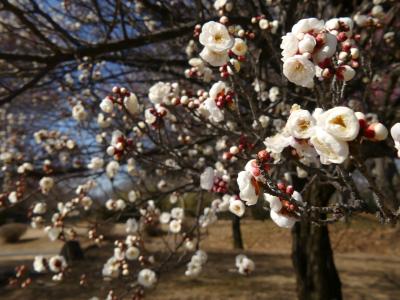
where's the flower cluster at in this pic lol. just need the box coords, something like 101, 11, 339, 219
251, 15, 279, 33
106, 130, 134, 161
200, 165, 230, 193
33, 255, 67, 281
144, 104, 168, 127
102, 236, 141, 278
197, 20, 249, 75
159, 207, 184, 234
213, 0, 233, 15
264, 183, 303, 229
202, 81, 235, 122
281, 18, 359, 88
185, 250, 208, 277
353, 2, 387, 28
264, 104, 389, 165
184, 58, 213, 82
236, 152, 273, 205
199, 21, 234, 67
100, 86, 140, 116
34, 130, 76, 155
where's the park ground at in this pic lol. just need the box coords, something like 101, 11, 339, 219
1, 215, 400, 300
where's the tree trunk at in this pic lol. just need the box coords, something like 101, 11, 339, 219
232, 215, 244, 249
60, 240, 84, 263
291, 184, 342, 300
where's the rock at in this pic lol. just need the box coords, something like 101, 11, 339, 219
0, 223, 28, 243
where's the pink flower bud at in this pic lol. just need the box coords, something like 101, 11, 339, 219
336, 65, 355, 81
368, 123, 388, 141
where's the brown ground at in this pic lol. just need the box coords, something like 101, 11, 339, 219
1, 215, 400, 300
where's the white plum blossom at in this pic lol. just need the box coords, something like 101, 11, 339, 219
39, 177, 54, 194
264, 132, 293, 157
45, 226, 61, 241
280, 33, 299, 61
169, 219, 182, 233
102, 257, 120, 278
72, 102, 87, 121
199, 21, 234, 66
138, 269, 157, 288
97, 113, 111, 128
148, 82, 171, 104
144, 104, 168, 125
264, 193, 298, 228
283, 55, 316, 88
202, 81, 230, 122
17, 162, 33, 174
200, 47, 229, 67
200, 167, 215, 190
213, 0, 227, 10
286, 108, 316, 139
316, 106, 360, 142
203, 97, 224, 122
185, 250, 208, 277
325, 17, 353, 33
212, 194, 230, 212
48, 255, 67, 273
194, 250, 208, 264
268, 87, 280, 102
292, 18, 325, 36
110, 130, 124, 149
231, 38, 248, 56
160, 212, 171, 224
106, 161, 120, 178
100, 96, 114, 113
229, 198, 245, 217
87, 157, 104, 170
33, 256, 47, 273
33, 202, 47, 214
8, 191, 18, 204
125, 246, 140, 260
81, 196, 93, 210
123, 93, 140, 115
390, 123, 400, 157
199, 21, 234, 53
310, 127, 349, 164
298, 34, 316, 54
235, 254, 255, 275
237, 168, 259, 205
199, 207, 218, 228
113, 248, 125, 261
171, 207, 184, 220
209, 81, 228, 100
106, 199, 126, 211
312, 33, 337, 63
169, 192, 179, 204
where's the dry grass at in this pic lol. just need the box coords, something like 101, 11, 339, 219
1, 215, 400, 300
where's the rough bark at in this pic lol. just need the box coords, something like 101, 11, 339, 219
292, 183, 342, 300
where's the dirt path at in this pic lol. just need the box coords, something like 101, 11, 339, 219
1, 217, 399, 299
